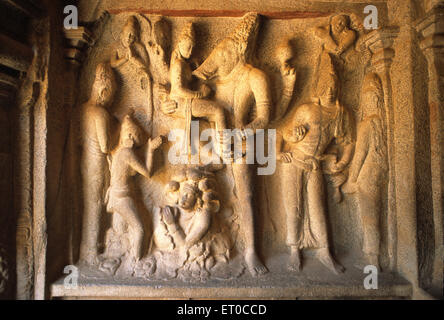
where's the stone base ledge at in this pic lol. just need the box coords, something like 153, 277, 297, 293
51, 255, 412, 300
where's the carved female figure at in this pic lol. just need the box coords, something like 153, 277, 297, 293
277, 52, 354, 274
110, 16, 153, 114
105, 115, 163, 261
80, 63, 116, 265
343, 73, 387, 270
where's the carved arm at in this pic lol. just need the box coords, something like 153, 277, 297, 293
95, 112, 111, 154
245, 68, 272, 131
275, 67, 296, 120
110, 50, 128, 69
347, 121, 371, 182
170, 57, 205, 99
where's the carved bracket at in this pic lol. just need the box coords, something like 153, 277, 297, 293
63, 27, 94, 66
63, 11, 111, 66
363, 27, 399, 73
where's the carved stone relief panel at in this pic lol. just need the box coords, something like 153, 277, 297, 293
56, 4, 406, 298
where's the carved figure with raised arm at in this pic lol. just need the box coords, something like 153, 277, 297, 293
110, 16, 153, 111
105, 114, 163, 262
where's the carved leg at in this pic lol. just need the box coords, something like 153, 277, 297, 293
114, 198, 145, 261
191, 99, 227, 132
289, 247, 302, 272
192, 100, 230, 161
232, 163, 268, 277
307, 170, 344, 274
281, 164, 304, 271
357, 191, 381, 270
80, 160, 106, 265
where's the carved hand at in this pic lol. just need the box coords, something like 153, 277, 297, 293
282, 67, 297, 94
149, 136, 164, 152
151, 43, 165, 59
199, 83, 212, 98
342, 180, 358, 194
304, 157, 320, 171
162, 206, 176, 226
330, 161, 347, 173
124, 47, 133, 61
292, 125, 307, 142
282, 65, 296, 79
161, 100, 178, 114
278, 152, 293, 163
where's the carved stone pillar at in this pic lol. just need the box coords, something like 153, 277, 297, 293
416, 3, 444, 295
0, 32, 34, 299
364, 27, 399, 271
0, 76, 14, 298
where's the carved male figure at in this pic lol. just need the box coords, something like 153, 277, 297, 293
161, 22, 228, 158
80, 63, 117, 265
343, 73, 387, 270
193, 13, 272, 276
106, 115, 163, 262
110, 16, 153, 108
277, 52, 354, 274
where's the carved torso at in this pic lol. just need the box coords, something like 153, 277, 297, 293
81, 102, 111, 157
109, 148, 137, 189
285, 101, 350, 158
170, 52, 193, 99
216, 63, 271, 129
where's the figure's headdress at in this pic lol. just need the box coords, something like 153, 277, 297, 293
313, 51, 339, 98
360, 72, 385, 120
92, 62, 116, 102
179, 22, 195, 43
122, 16, 140, 38
227, 12, 261, 62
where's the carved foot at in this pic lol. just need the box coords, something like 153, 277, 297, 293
332, 187, 343, 204
245, 250, 268, 277
80, 254, 100, 267
315, 248, 345, 275
288, 248, 302, 272
98, 256, 121, 276
366, 254, 381, 271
